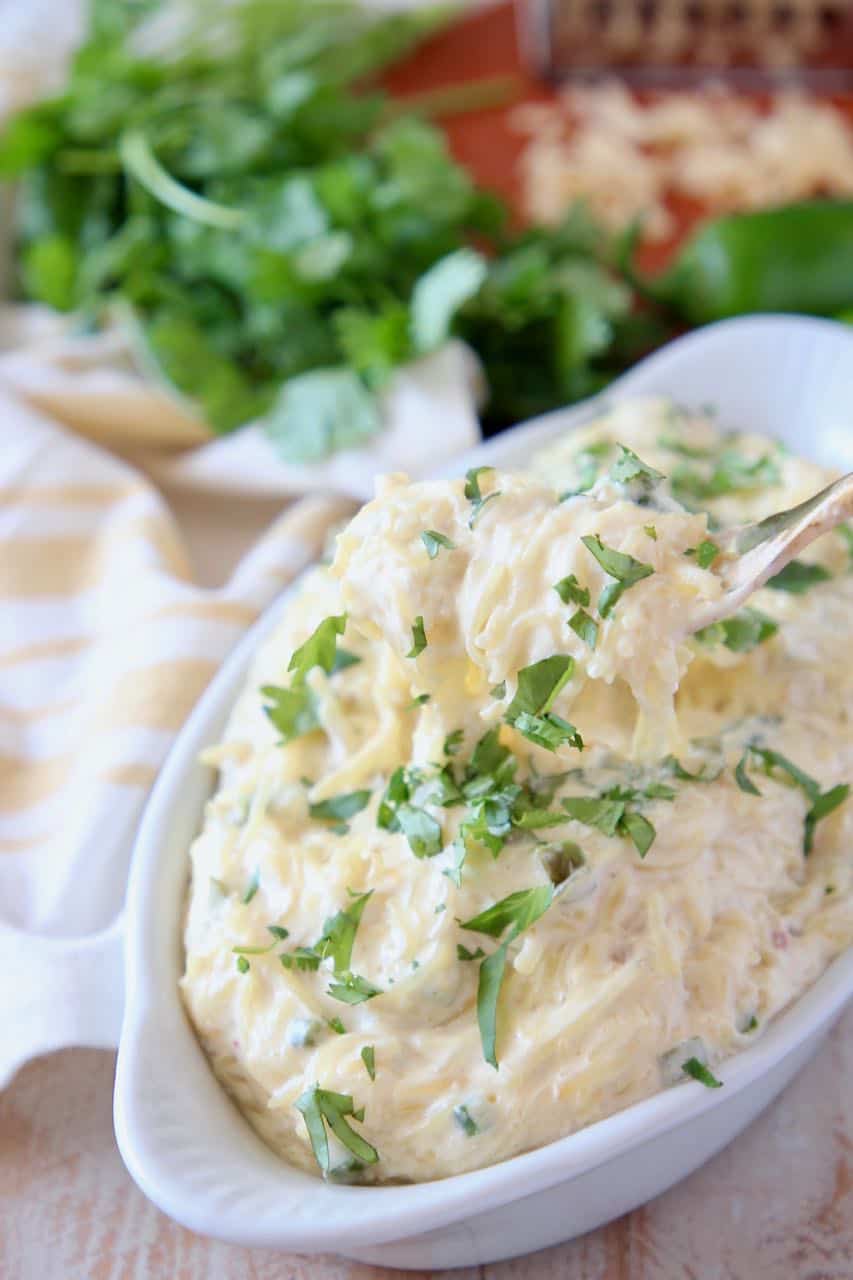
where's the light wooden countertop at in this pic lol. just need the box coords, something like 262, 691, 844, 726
2, 1012, 851, 1280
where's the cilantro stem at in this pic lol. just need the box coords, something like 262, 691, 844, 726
119, 129, 245, 230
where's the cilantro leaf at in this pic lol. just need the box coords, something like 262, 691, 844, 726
444, 729, 464, 757
457, 943, 486, 961
411, 248, 487, 353
476, 935, 511, 1070
242, 868, 260, 904
685, 539, 719, 569
262, 682, 320, 743
553, 574, 590, 607
407, 615, 427, 658
236, 955, 250, 974
289, 614, 347, 682
766, 560, 831, 594
734, 744, 849, 854
460, 885, 554, 938
620, 809, 656, 857
570, 608, 598, 649
682, 1057, 723, 1089
317, 890, 373, 973
562, 794, 624, 837
581, 535, 654, 617
327, 971, 381, 1004
506, 655, 574, 720
421, 530, 456, 559
361, 1046, 376, 1080
511, 711, 583, 753
396, 803, 443, 858
609, 444, 664, 488
671, 450, 780, 505
295, 1086, 378, 1175
328, 1017, 346, 1035
464, 467, 501, 528
309, 790, 371, 823
453, 1104, 479, 1136
696, 608, 778, 653
264, 367, 381, 463
563, 788, 657, 856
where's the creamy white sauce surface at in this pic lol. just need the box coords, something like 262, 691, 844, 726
181, 399, 853, 1183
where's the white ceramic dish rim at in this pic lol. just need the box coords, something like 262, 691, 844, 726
115, 314, 853, 1252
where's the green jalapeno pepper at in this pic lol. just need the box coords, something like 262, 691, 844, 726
632, 200, 853, 325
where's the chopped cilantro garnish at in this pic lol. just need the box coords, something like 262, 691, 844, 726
444, 729, 464, 757
581, 534, 654, 617
553, 574, 590, 607
562, 794, 624, 837
460, 885, 554, 938
378, 767, 443, 858
734, 752, 761, 795
328, 1017, 346, 1035
453, 1104, 479, 1136
331, 647, 361, 674
242, 868, 260, 905
682, 1057, 723, 1089
236, 955, 250, 974
457, 943, 486, 961
396, 804, 443, 857
734, 744, 850, 854
664, 755, 722, 783
505, 656, 582, 753
444, 838, 467, 887
570, 608, 598, 649
620, 809, 656, 857
361, 1046, 376, 1080
267, 924, 290, 941
490, 681, 507, 699
562, 785, 659, 857
289, 614, 348, 682
421, 530, 456, 559
644, 524, 658, 540
280, 890, 374, 974
766, 560, 831, 594
696, 607, 778, 653
309, 790, 371, 823
511, 711, 583, 752
609, 444, 665, 488
464, 466, 502, 527
559, 443, 610, 498
406, 693, 431, 709
742, 1015, 759, 1032
657, 434, 714, 460
295, 1086, 378, 1175
462, 886, 554, 1068
671, 450, 780, 505
407, 615, 427, 658
280, 947, 323, 972
685, 539, 719, 569
327, 971, 381, 1004
262, 682, 320, 744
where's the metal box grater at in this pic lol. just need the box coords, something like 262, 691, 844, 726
517, 0, 853, 86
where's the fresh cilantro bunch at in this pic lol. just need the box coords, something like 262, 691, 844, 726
0, 0, 640, 457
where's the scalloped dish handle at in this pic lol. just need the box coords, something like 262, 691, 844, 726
0, 915, 125, 1089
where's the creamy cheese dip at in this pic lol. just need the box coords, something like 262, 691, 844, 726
181, 399, 853, 1183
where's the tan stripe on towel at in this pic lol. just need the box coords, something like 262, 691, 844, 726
0, 482, 145, 508
0, 516, 191, 596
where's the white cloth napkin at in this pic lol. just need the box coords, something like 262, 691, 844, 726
0, 317, 481, 1089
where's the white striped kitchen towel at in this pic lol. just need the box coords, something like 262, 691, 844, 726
0, 335, 481, 1088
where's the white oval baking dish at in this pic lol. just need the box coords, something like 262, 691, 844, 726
114, 314, 853, 1269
